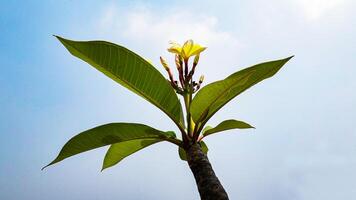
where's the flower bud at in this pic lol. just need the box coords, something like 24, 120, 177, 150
160, 56, 169, 71
199, 75, 204, 83
175, 54, 183, 69
193, 54, 200, 67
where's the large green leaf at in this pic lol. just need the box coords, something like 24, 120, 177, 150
102, 138, 161, 171
178, 141, 209, 161
43, 123, 178, 169
190, 56, 293, 127
55, 36, 184, 128
203, 119, 254, 137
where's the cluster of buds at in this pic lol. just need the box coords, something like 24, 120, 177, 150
160, 40, 206, 94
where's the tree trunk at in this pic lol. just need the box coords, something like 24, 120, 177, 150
186, 143, 229, 200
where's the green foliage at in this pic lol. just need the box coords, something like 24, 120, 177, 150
203, 119, 254, 137
45, 36, 292, 170
43, 123, 178, 169
102, 139, 161, 171
55, 36, 185, 129
190, 56, 293, 132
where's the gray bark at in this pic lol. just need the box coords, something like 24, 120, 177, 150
186, 143, 229, 200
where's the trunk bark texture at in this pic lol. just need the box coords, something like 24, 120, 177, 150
186, 143, 229, 200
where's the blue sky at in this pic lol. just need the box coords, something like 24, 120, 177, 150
1, 0, 355, 199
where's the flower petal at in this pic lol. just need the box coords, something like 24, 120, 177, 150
167, 41, 182, 54
190, 45, 207, 57
182, 40, 194, 59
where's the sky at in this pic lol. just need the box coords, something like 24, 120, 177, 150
0, 0, 355, 199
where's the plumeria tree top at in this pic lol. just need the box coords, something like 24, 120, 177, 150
44, 35, 293, 200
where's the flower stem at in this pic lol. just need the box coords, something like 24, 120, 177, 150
184, 88, 193, 138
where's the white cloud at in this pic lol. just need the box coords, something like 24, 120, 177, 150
97, 5, 117, 31
124, 8, 236, 45
292, 0, 350, 21
96, 5, 242, 81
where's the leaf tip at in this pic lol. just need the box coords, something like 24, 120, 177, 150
41, 163, 50, 171
52, 35, 61, 40
41, 158, 60, 171
286, 55, 294, 61
53, 35, 68, 44
101, 163, 110, 172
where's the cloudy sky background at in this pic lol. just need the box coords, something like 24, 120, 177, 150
1, 0, 355, 199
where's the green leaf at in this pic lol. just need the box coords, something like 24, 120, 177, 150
178, 147, 186, 161
55, 36, 184, 128
179, 141, 209, 161
43, 123, 178, 169
202, 125, 213, 133
102, 138, 161, 171
203, 119, 254, 137
190, 56, 293, 127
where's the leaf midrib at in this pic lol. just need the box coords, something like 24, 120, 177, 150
194, 71, 252, 123
62, 39, 184, 129
195, 58, 289, 127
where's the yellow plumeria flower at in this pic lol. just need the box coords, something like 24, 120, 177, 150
168, 40, 206, 61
